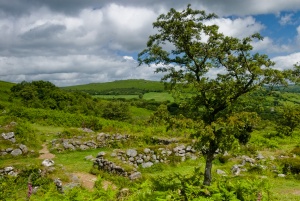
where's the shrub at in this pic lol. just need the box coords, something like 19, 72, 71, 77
282, 158, 300, 175
291, 145, 300, 156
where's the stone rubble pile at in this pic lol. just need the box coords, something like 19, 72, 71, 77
0, 166, 18, 177
0, 144, 29, 156
111, 145, 198, 168
93, 152, 142, 180
52, 133, 131, 152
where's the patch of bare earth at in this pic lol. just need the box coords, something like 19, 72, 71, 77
74, 172, 98, 190
38, 144, 115, 191
38, 143, 55, 159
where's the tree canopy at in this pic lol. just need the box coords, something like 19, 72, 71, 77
138, 5, 292, 185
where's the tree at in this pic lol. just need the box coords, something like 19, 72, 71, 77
138, 5, 290, 185
276, 104, 300, 136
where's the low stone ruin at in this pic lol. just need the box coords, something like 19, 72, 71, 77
0, 166, 18, 177
0, 144, 29, 156
51, 133, 131, 152
93, 145, 198, 179
2, 132, 16, 143
112, 145, 198, 168
93, 152, 142, 180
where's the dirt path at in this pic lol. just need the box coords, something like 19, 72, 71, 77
38, 143, 55, 159
38, 143, 115, 191
74, 172, 98, 190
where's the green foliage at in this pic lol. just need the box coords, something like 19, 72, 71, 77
281, 158, 300, 175
62, 79, 165, 95
138, 4, 292, 185
102, 101, 131, 121
276, 105, 300, 136
129, 168, 270, 200
291, 145, 300, 156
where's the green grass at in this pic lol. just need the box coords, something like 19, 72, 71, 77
93, 94, 139, 99
143, 92, 173, 102
54, 148, 110, 172
63, 79, 164, 92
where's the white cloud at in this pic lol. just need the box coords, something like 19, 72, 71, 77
272, 52, 300, 70
279, 13, 294, 25
207, 16, 264, 39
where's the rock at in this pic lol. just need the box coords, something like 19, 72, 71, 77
231, 165, 241, 176
42, 159, 55, 167
85, 155, 95, 161
4, 166, 14, 172
126, 149, 137, 157
216, 169, 227, 175
242, 155, 255, 164
97, 151, 106, 158
11, 149, 22, 156
82, 128, 93, 133
256, 153, 265, 160
129, 172, 141, 180
7, 171, 18, 177
54, 178, 63, 193
136, 159, 143, 164
6, 148, 13, 152
2, 132, 14, 140
79, 145, 89, 150
143, 148, 151, 154
278, 174, 286, 178
141, 162, 153, 168
19, 144, 28, 154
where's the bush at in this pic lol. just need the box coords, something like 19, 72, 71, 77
291, 146, 300, 156
130, 168, 270, 200
282, 158, 300, 175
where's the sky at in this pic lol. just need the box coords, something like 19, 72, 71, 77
1, 0, 300, 86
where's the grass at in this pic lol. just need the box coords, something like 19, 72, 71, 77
54, 148, 110, 172
143, 92, 174, 102
93, 94, 139, 99
62, 79, 164, 92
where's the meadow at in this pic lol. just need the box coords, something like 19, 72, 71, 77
1, 80, 300, 200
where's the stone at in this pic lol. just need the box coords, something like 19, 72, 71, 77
129, 172, 141, 180
186, 146, 192, 152
126, 149, 137, 157
42, 159, 55, 167
11, 149, 22, 156
2, 132, 15, 140
278, 174, 286, 178
242, 155, 255, 164
143, 148, 151, 154
19, 144, 28, 154
85, 155, 94, 161
136, 159, 143, 164
97, 151, 106, 158
79, 145, 89, 150
129, 157, 135, 162
231, 165, 241, 176
141, 162, 153, 168
216, 169, 226, 175
256, 153, 265, 160
7, 171, 18, 177
4, 166, 14, 172
6, 148, 13, 152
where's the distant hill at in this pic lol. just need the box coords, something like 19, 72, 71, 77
62, 79, 166, 95
268, 85, 300, 93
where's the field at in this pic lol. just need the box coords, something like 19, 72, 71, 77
1, 80, 300, 200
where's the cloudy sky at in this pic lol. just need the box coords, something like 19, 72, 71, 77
1, 0, 300, 86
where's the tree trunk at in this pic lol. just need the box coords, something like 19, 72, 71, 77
203, 151, 214, 186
